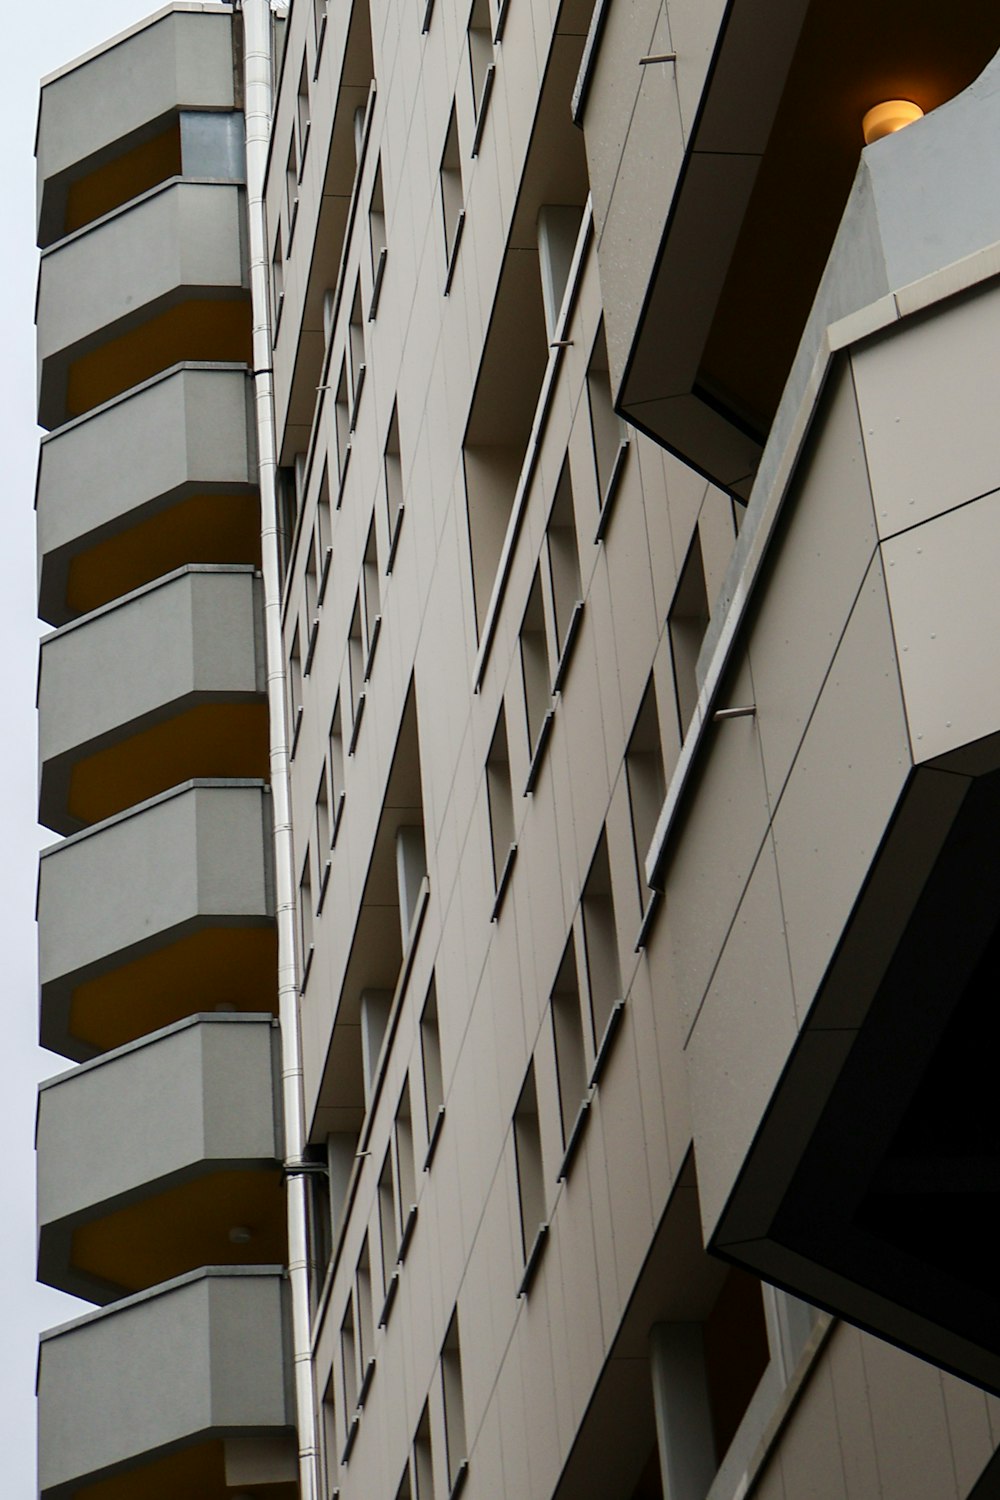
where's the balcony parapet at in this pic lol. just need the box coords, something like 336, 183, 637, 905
38, 565, 267, 834
37, 1013, 285, 1304
37, 178, 250, 430
38, 1266, 295, 1500
38, 779, 276, 1062
37, 5, 237, 245
36, 362, 259, 626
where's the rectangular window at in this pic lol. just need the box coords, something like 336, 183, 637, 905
513, 1063, 546, 1259
546, 458, 582, 660
356, 1236, 375, 1376
369, 161, 386, 274
385, 401, 404, 562
421, 978, 445, 1134
395, 1079, 417, 1220
299, 851, 314, 973
441, 1312, 468, 1490
440, 106, 464, 268
467, 0, 493, 115
349, 279, 366, 423
581, 830, 621, 1048
626, 678, 666, 910
550, 938, 586, 1145
362, 518, 382, 671
296, 60, 311, 160
669, 527, 710, 735
378, 1145, 399, 1285
519, 568, 551, 756
587, 320, 624, 506
286, 134, 299, 234
335, 358, 351, 485
341, 1301, 358, 1413
413, 1402, 435, 1500
486, 707, 515, 891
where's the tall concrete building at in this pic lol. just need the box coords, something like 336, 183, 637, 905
32, 1, 1000, 1497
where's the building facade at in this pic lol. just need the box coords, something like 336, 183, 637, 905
33, 1, 1000, 1498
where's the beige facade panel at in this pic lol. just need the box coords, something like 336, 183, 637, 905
37, 1267, 294, 1500
36, 363, 258, 627
37, 1014, 283, 1303
37, 780, 276, 1062
36, 179, 249, 429
37, 5, 236, 244
38, 565, 266, 834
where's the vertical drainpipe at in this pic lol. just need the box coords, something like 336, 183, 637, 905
237, 4, 319, 1497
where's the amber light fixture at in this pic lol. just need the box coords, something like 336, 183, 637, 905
863, 99, 924, 144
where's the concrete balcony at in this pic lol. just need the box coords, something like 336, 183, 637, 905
38, 566, 267, 835
37, 363, 259, 627
38, 1267, 296, 1500
37, 1014, 285, 1305
37, 179, 250, 430
38, 780, 276, 1062
37, 6, 236, 246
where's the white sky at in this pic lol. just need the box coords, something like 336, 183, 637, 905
0, 3, 186, 1488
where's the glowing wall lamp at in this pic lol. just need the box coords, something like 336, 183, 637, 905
863, 99, 924, 144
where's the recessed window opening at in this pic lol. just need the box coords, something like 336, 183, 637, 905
669, 528, 711, 735
550, 938, 587, 1145
378, 1145, 399, 1284
463, 250, 548, 631
581, 830, 621, 1047
421, 978, 445, 1130
396, 824, 427, 945
286, 134, 299, 231
486, 707, 515, 887
704, 1269, 770, 1463
362, 518, 382, 661
356, 1235, 375, 1372
321, 1374, 337, 1495
328, 695, 345, 814
514, 1063, 546, 1259
440, 106, 464, 266
369, 161, 387, 272
296, 60, 311, 160
414, 1402, 435, 1500
341, 1300, 358, 1412
546, 458, 582, 658
520, 569, 551, 755
385, 401, 404, 551
350, 278, 366, 414
308, 1168, 332, 1308
299, 851, 315, 959
441, 1312, 468, 1489
348, 594, 365, 719
587, 321, 623, 505
626, 679, 666, 911
288, 623, 303, 729
467, 0, 493, 115
335, 358, 351, 483
395, 1080, 417, 1217
536, 204, 584, 339
315, 771, 331, 859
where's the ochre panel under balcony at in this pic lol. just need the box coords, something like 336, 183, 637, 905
72, 1441, 296, 1500
70, 925, 278, 1056
37, 179, 250, 429
64, 121, 182, 235
37, 364, 258, 627
65, 492, 261, 618
71, 1169, 286, 1299
64, 701, 268, 828
38, 781, 276, 1061
38, 566, 267, 834
65, 296, 252, 421
38, 1014, 286, 1303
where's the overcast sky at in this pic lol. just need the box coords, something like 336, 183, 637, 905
0, 3, 188, 1488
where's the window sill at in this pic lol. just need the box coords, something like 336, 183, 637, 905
517, 1221, 549, 1297
471, 65, 496, 159
524, 709, 555, 795
368, 246, 388, 321
378, 1269, 399, 1329
556, 1094, 592, 1183
357, 1355, 376, 1409
634, 887, 662, 952
594, 438, 630, 543
448, 1461, 470, 1500
317, 544, 333, 605
300, 942, 315, 994
316, 857, 333, 915
397, 1202, 419, 1266
490, 841, 518, 922
443, 211, 466, 297
423, 1103, 446, 1171
552, 599, 584, 695
330, 787, 346, 850
336, 443, 352, 509
363, 614, 382, 682
386, 503, 405, 575
290, 702, 304, 761
303, 615, 320, 677
348, 690, 366, 756
589, 998, 625, 1089
350, 363, 367, 431
313, 11, 328, 78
